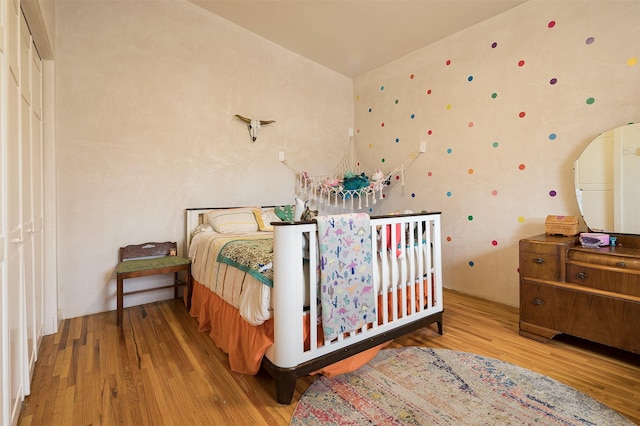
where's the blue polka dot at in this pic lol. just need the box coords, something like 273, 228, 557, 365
380, 86, 385, 91
468, 75, 473, 82
395, 138, 400, 143
410, 114, 415, 119
446, 191, 452, 197
468, 261, 475, 267
368, 108, 372, 112
549, 133, 557, 140
447, 148, 453, 154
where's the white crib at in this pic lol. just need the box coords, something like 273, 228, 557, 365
185, 209, 443, 404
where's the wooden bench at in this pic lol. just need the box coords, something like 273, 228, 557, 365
115, 241, 192, 327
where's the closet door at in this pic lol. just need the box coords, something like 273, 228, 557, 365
0, 0, 7, 423
30, 34, 44, 376
1, 2, 44, 423
5, 0, 27, 423
20, 10, 42, 391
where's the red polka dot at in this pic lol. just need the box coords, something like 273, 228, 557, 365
518, 60, 525, 67
492, 240, 498, 246
381, 122, 385, 127
446, 236, 452, 242
427, 130, 433, 135
519, 112, 526, 118
409, 74, 415, 79
426, 89, 432, 94
518, 163, 526, 170
427, 171, 433, 177
548, 20, 556, 28
445, 59, 451, 66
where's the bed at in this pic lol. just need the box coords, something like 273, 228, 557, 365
185, 206, 444, 404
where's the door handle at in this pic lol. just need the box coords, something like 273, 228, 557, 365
576, 272, 588, 280
532, 298, 544, 305
534, 257, 545, 264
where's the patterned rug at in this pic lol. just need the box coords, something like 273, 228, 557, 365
290, 347, 633, 425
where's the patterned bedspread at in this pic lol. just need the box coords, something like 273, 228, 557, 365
217, 239, 274, 287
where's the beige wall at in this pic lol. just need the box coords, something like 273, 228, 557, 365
55, 0, 640, 318
354, 0, 640, 306
55, 0, 353, 318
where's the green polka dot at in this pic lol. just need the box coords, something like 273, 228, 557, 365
586, 97, 595, 105
491, 93, 498, 99
492, 141, 499, 148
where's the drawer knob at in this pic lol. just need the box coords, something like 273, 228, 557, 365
616, 262, 626, 268
576, 272, 588, 280
534, 257, 545, 264
532, 298, 544, 305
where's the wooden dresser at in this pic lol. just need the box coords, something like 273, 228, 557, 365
519, 233, 640, 353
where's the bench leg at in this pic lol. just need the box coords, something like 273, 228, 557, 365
117, 274, 124, 327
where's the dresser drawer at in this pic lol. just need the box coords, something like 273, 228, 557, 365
520, 280, 640, 353
568, 249, 640, 270
520, 252, 560, 281
520, 240, 562, 256
565, 263, 640, 297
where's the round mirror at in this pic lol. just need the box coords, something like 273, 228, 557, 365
574, 123, 640, 234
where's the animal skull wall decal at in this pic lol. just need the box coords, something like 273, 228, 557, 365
235, 114, 276, 142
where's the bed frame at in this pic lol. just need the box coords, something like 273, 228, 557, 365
185, 208, 444, 404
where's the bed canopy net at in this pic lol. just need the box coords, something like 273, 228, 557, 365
283, 138, 423, 210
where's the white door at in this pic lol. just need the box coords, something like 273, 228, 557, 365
1, 3, 46, 424
5, 0, 27, 423
0, 0, 7, 423
30, 37, 44, 377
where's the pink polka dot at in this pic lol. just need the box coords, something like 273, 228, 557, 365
492, 240, 498, 246
548, 20, 556, 28
468, 122, 474, 128
491, 190, 498, 196
427, 171, 433, 177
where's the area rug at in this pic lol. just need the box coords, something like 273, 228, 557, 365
290, 347, 633, 425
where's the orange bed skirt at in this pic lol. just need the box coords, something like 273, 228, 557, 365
189, 279, 384, 377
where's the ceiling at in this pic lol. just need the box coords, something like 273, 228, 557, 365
188, 0, 528, 78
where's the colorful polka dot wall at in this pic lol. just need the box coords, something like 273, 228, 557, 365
353, 2, 640, 306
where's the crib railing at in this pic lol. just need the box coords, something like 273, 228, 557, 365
268, 212, 442, 368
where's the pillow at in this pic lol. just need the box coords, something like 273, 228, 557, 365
206, 208, 258, 233
294, 198, 306, 221
274, 205, 295, 221
253, 208, 281, 231
191, 222, 214, 237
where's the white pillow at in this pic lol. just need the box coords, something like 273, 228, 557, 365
206, 208, 258, 233
294, 198, 307, 221
191, 222, 214, 237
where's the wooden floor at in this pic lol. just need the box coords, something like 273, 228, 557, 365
18, 289, 640, 425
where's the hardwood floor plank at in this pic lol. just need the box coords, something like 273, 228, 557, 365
18, 289, 640, 425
